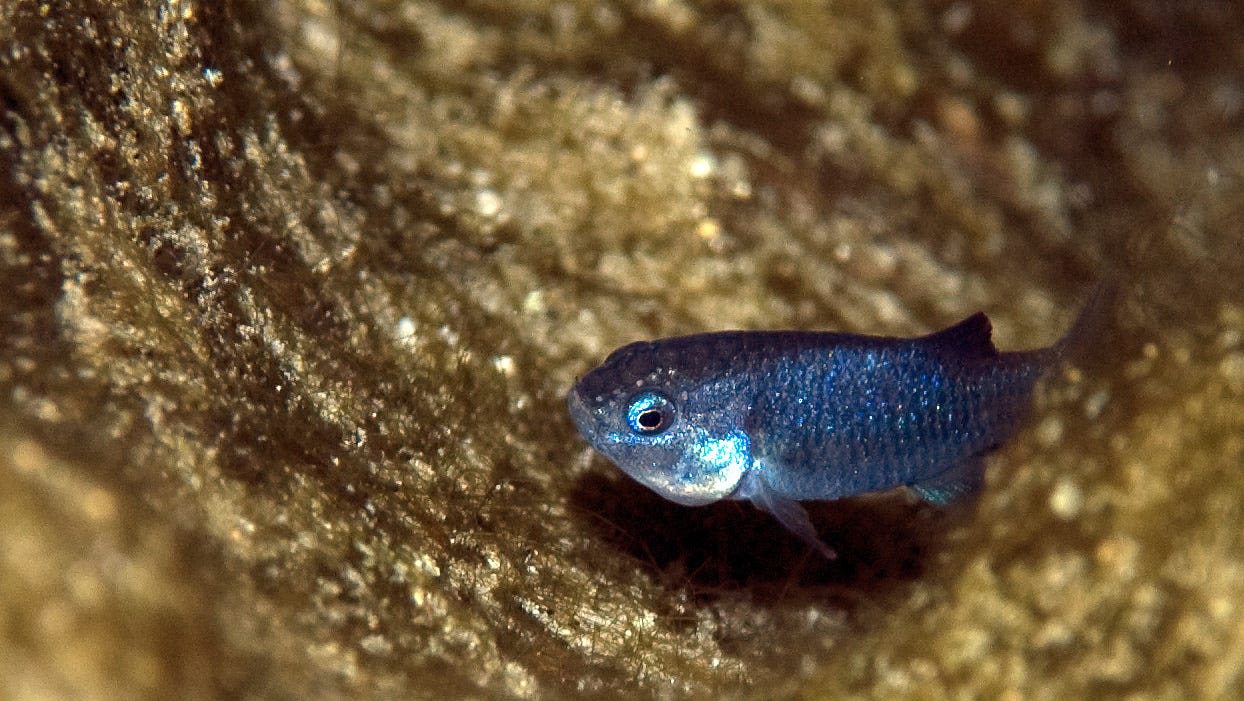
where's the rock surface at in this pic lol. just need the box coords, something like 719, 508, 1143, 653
1, 1, 1242, 699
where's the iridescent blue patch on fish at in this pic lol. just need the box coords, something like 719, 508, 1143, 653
568, 289, 1108, 559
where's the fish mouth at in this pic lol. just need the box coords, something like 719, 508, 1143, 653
565, 385, 595, 437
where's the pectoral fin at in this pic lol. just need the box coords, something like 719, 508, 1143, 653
745, 480, 837, 560
910, 457, 985, 505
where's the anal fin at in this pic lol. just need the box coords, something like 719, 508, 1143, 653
910, 457, 985, 506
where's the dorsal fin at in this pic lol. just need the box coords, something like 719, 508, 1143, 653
923, 312, 997, 358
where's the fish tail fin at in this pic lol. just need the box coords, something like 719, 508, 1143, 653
1052, 278, 1121, 364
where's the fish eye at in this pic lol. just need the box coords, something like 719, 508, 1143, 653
625, 391, 675, 436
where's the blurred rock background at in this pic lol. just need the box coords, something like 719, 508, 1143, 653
1, 0, 1241, 698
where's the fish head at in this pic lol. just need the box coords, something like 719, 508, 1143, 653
568, 339, 753, 506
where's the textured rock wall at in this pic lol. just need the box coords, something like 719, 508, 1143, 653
1, 1, 1242, 699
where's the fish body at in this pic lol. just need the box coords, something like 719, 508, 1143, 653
568, 294, 1104, 558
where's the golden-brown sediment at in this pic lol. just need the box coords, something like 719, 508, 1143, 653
2, 1, 1242, 699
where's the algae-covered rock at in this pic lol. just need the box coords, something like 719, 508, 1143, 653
1, 1, 1242, 698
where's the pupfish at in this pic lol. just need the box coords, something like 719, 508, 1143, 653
567, 288, 1108, 559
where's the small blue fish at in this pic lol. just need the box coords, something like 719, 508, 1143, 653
568, 290, 1106, 558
